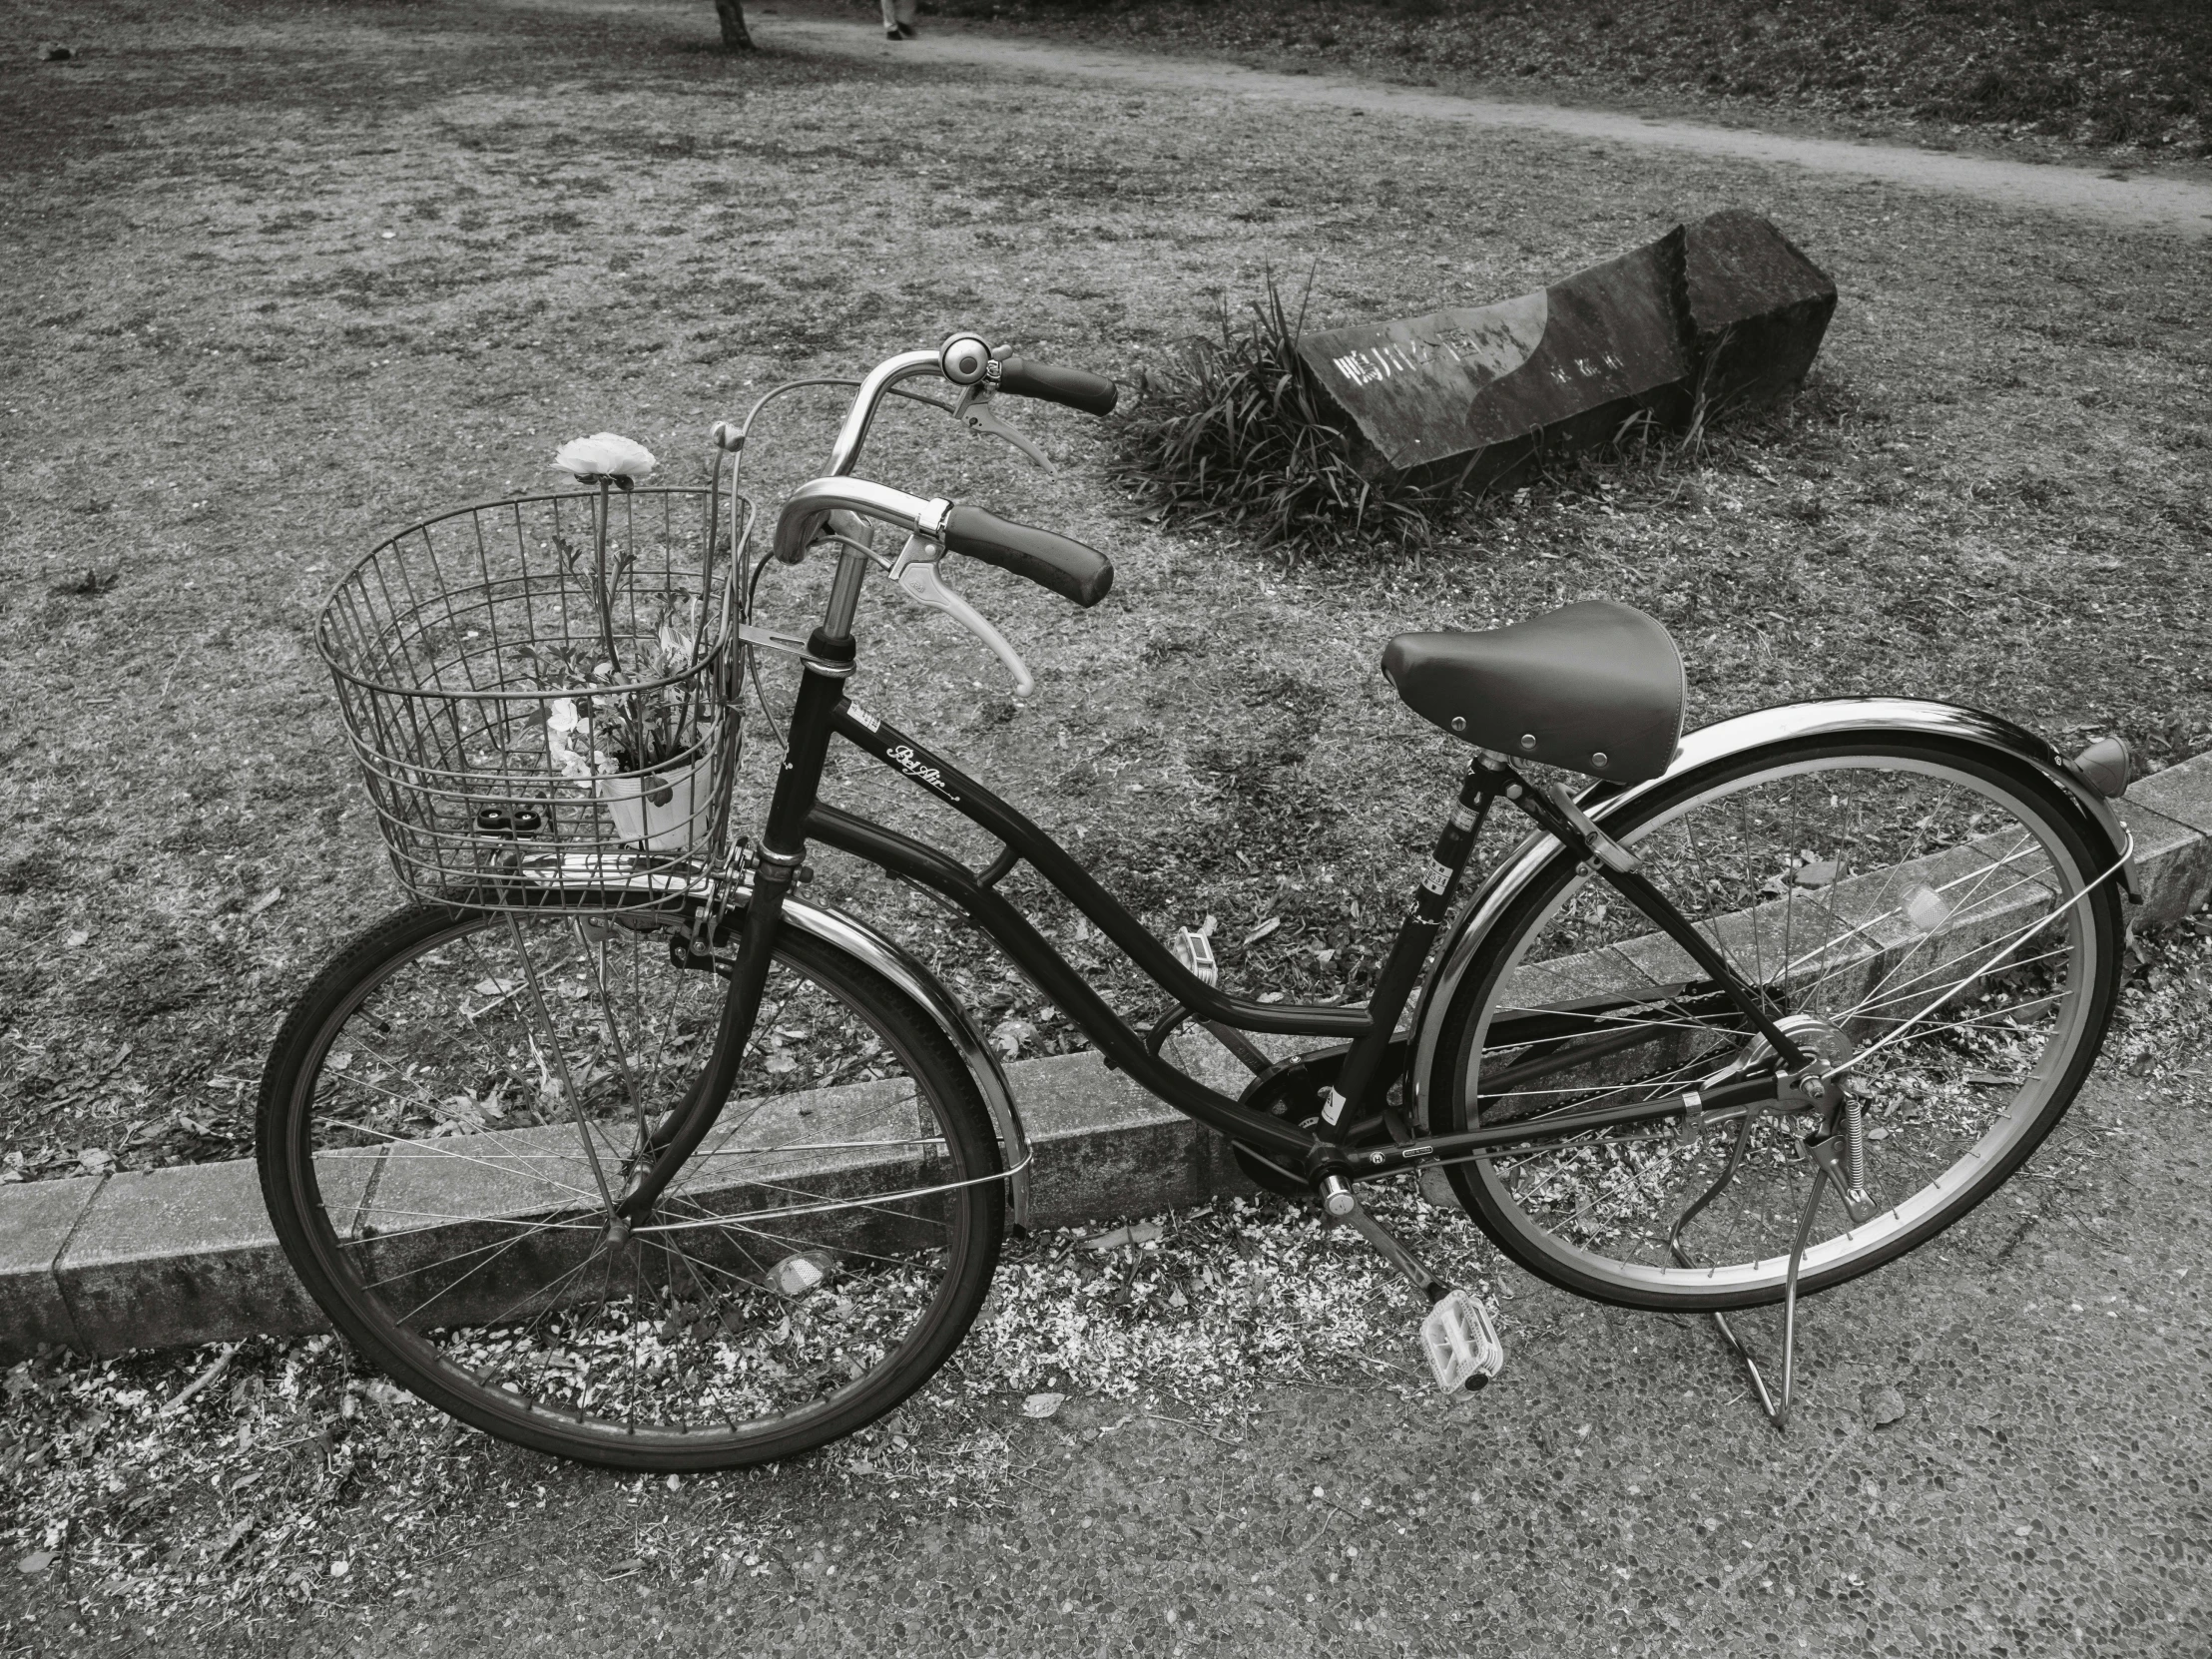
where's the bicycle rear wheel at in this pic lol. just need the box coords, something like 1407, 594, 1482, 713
1429, 736, 2123, 1312
258, 897, 1003, 1470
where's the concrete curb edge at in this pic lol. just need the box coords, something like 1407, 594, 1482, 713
5, 751, 2208, 1363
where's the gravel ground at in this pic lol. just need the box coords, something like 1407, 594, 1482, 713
5, 921, 2209, 1655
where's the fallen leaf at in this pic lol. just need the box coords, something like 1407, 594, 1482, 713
65, 929, 89, 948
1021, 1392, 1066, 1418
1083, 1222, 1164, 1254
245, 886, 283, 918
1242, 916, 1281, 947
771, 1253, 830, 1298
16, 1550, 53, 1575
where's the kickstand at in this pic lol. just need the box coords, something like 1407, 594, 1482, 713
1668, 1118, 1834, 1432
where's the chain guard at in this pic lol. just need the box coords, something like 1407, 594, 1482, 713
1228, 1038, 1408, 1197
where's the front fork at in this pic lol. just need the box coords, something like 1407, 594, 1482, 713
613, 626, 856, 1226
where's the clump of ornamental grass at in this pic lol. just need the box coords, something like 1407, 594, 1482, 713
1109, 277, 1460, 563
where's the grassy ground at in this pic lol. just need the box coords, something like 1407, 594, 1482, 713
919, 0, 2212, 162
1, 0, 2209, 1189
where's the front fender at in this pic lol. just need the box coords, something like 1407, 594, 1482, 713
776, 896, 1033, 1230
1408, 698, 2136, 1128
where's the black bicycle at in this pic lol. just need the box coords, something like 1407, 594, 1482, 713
259, 334, 2137, 1470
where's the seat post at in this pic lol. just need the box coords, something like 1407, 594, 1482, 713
1313, 759, 1505, 1144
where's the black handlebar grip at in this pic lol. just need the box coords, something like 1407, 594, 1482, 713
993, 357, 1120, 417
942, 505, 1115, 608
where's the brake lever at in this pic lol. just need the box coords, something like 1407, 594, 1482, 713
889, 535, 1034, 697
953, 385, 1055, 475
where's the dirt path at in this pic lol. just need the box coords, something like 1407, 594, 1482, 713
759, 11, 2212, 241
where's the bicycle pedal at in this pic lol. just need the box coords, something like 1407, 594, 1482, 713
1420, 1289, 1505, 1393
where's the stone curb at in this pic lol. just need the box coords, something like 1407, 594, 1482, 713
5, 752, 2208, 1364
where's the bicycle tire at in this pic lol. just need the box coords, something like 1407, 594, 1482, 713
258, 897, 1004, 1470
1428, 734, 2124, 1313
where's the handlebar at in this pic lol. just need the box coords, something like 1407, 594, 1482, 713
942, 505, 1113, 607
741, 335, 1120, 690
769, 480, 1112, 611
818, 335, 1120, 480
993, 357, 1119, 417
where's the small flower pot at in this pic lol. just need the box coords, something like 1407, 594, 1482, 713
598, 745, 718, 852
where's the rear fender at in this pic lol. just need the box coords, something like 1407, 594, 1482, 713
1407, 698, 2136, 1130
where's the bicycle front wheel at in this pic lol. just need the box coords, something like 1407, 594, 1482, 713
258, 898, 1004, 1470
1429, 736, 2123, 1312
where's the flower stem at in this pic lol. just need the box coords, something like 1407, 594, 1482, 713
590, 481, 624, 682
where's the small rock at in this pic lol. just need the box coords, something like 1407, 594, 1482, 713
1869, 1385, 1908, 1427
1021, 1391, 1066, 1419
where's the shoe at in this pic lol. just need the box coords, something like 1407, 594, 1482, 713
885, 25, 901, 38
896, 21, 918, 36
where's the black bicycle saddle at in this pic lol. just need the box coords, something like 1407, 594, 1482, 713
1381, 600, 1686, 784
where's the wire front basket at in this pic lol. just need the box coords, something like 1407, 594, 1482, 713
318, 486, 749, 913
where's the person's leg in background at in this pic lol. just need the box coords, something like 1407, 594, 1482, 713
881, 0, 917, 38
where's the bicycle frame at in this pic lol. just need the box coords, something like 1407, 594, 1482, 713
611, 617, 1810, 1223
600, 346, 1864, 1225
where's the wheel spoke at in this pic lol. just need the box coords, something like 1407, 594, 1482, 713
1445, 748, 2111, 1307
267, 902, 1000, 1464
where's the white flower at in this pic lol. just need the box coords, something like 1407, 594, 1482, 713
552, 432, 656, 485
